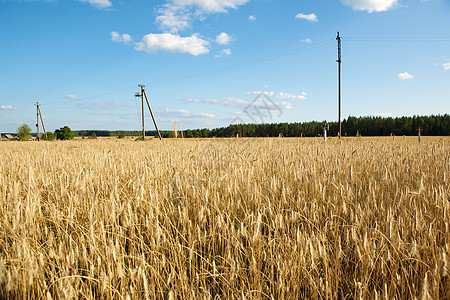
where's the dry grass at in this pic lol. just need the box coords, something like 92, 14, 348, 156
0, 137, 448, 299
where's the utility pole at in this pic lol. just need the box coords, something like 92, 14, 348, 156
140, 85, 145, 139
323, 123, 329, 142
35, 102, 47, 140
38, 105, 46, 136
36, 102, 40, 140
337, 32, 342, 139
135, 85, 162, 140
417, 126, 423, 143
143, 87, 162, 140
135, 85, 146, 139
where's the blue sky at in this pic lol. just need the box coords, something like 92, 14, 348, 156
1, 0, 449, 132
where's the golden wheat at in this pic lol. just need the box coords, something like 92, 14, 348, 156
0, 137, 448, 299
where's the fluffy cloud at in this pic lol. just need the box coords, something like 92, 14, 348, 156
248, 15, 256, 22
185, 92, 299, 123
295, 13, 318, 22
157, 0, 250, 32
190, 94, 293, 110
276, 92, 307, 100
186, 96, 248, 108
111, 31, 132, 43
397, 72, 414, 80
215, 48, 232, 58
216, 32, 232, 45
0, 105, 17, 111
165, 0, 249, 14
79, 0, 112, 8
155, 8, 191, 33
246, 91, 274, 97
221, 48, 231, 55
134, 33, 209, 56
77, 101, 123, 110
341, 0, 397, 12
60, 94, 80, 100
373, 113, 393, 117
301, 38, 312, 43
163, 108, 215, 118
443, 63, 450, 70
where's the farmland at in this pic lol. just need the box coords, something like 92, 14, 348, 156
0, 137, 448, 299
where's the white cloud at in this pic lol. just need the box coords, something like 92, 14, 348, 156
221, 48, 231, 55
60, 94, 80, 100
215, 48, 232, 58
184, 96, 248, 108
111, 31, 132, 43
79, 0, 112, 8
373, 113, 393, 117
295, 13, 318, 22
78, 101, 124, 110
0, 105, 18, 111
397, 72, 414, 80
192, 94, 293, 110
134, 33, 209, 56
443, 63, 450, 70
156, 7, 192, 33
341, 0, 398, 12
156, 0, 250, 32
248, 15, 256, 22
246, 91, 274, 97
276, 92, 307, 100
168, 0, 249, 13
164, 108, 215, 118
185, 92, 300, 123
301, 38, 312, 43
216, 32, 232, 45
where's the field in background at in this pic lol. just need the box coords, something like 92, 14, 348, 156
0, 137, 448, 299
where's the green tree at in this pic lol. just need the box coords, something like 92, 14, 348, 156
55, 126, 74, 140
16, 123, 32, 141
42, 132, 55, 141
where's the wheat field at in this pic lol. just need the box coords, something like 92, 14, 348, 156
0, 137, 448, 299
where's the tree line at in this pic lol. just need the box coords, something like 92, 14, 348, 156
12, 114, 445, 140
71, 114, 448, 138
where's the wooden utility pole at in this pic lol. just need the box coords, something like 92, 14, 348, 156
337, 32, 342, 139
38, 105, 46, 134
143, 87, 162, 140
35, 102, 47, 140
36, 102, 40, 140
323, 123, 329, 142
135, 85, 146, 139
417, 126, 423, 143
135, 85, 162, 140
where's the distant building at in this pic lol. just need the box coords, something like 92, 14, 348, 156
2, 134, 19, 141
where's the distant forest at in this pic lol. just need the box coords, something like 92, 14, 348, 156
74, 114, 449, 138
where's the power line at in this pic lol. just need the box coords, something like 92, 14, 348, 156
150, 39, 335, 85
344, 36, 450, 42
39, 86, 137, 106
0, 114, 22, 124
35, 39, 335, 108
